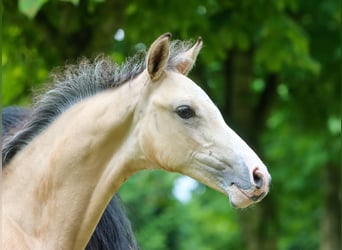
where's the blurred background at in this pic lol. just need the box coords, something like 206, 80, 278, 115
2, 0, 341, 249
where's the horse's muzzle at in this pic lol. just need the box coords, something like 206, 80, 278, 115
252, 168, 271, 195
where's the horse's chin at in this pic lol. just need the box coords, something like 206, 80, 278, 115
226, 185, 255, 209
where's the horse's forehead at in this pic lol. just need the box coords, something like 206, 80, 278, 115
162, 72, 211, 101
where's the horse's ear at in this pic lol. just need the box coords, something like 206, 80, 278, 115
147, 33, 171, 81
174, 37, 203, 75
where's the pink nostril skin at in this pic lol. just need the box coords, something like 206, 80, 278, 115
231, 168, 270, 204
252, 168, 266, 190
250, 168, 270, 202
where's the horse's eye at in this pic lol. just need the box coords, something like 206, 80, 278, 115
175, 105, 196, 119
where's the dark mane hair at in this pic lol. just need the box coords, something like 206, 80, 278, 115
2, 40, 193, 166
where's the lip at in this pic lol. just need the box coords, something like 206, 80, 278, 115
235, 185, 266, 202
225, 184, 267, 208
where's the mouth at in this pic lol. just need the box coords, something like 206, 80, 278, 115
236, 186, 267, 202
226, 184, 267, 208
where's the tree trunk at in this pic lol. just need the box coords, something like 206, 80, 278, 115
320, 163, 341, 250
224, 50, 279, 250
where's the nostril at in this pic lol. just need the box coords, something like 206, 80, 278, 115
253, 169, 264, 189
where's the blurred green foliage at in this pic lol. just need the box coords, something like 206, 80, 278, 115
2, 0, 341, 249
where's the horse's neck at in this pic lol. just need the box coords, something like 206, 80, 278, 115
2, 75, 147, 249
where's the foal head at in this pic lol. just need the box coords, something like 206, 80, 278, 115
136, 34, 271, 208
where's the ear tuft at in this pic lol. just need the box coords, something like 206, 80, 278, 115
175, 37, 203, 75
147, 33, 171, 80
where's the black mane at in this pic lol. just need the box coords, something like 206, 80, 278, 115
2, 40, 193, 166
2, 55, 144, 166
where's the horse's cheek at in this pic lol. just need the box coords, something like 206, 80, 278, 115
138, 125, 178, 171
139, 126, 161, 168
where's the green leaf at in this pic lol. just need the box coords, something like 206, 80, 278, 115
18, 0, 48, 18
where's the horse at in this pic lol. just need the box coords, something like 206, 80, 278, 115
2, 107, 138, 249
2, 33, 271, 249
